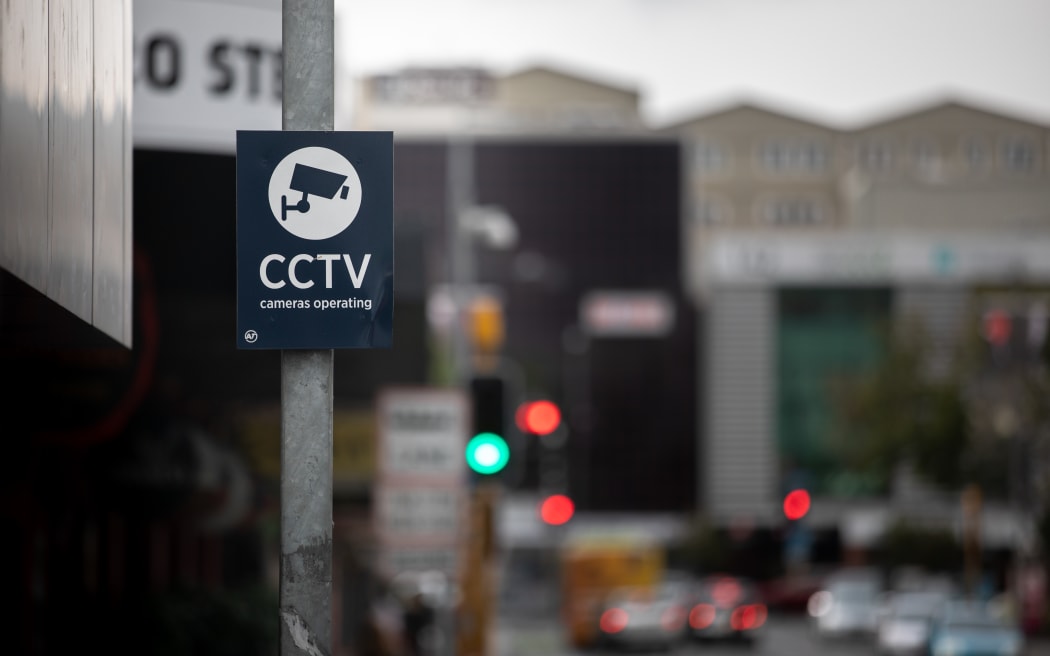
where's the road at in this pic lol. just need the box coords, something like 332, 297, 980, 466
493, 612, 1050, 656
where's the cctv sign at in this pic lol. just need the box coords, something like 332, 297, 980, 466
236, 131, 393, 349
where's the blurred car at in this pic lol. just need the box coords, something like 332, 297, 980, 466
685, 575, 768, 645
760, 571, 826, 613
595, 583, 689, 651
808, 569, 883, 640
875, 590, 950, 655
927, 600, 1025, 656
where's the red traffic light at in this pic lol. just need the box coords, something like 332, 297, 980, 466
516, 400, 561, 435
783, 489, 811, 521
539, 494, 575, 525
982, 309, 1012, 347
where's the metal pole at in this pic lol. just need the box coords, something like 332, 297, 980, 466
447, 137, 476, 385
281, 2, 334, 655
445, 137, 475, 656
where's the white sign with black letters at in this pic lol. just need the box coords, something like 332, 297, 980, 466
133, 0, 281, 153
375, 387, 469, 578
378, 388, 469, 479
375, 487, 463, 538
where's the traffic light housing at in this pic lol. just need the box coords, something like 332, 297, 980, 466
466, 375, 509, 476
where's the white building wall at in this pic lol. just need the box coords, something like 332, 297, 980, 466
703, 287, 778, 524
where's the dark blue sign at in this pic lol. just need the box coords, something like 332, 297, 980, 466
236, 131, 393, 349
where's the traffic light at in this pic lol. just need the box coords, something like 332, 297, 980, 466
521, 397, 571, 518
782, 488, 811, 521
982, 308, 1012, 348
516, 400, 562, 436
539, 493, 574, 526
466, 375, 509, 476
465, 433, 509, 475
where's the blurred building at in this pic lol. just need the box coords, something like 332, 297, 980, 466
1, 0, 134, 346
665, 98, 1050, 555
350, 64, 647, 136
354, 63, 1050, 562
349, 64, 693, 536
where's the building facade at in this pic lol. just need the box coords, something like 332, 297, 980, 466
353, 64, 1050, 552
350, 64, 647, 137
667, 99, 1050, 551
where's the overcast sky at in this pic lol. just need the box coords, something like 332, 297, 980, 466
335, 0, 1050, 127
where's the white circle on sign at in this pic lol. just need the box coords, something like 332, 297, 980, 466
268, 146, 363, 240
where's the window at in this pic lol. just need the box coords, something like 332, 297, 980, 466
759, 198, 827, 226
759, 139, 828, 173
961, 137, 988, 173
911, 138, 939, 174
691, 139, 729, 173
1000, 136, 1037, 172
693, 197, 731, 226
857, 138, 894, 172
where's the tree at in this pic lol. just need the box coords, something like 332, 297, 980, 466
831, 317, 977, 493
833, 303, 1050, 554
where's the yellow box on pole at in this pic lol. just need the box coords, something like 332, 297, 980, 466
468, 294, 504, 353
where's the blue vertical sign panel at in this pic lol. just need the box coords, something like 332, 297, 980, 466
236, 131, 393, 349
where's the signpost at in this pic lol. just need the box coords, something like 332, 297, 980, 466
374, 387, 469, 581
236, 3, 393, 655
375, 387, 469, 656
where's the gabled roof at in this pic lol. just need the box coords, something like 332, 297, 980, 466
845, 93, 1050, 132
658, 89, 1050, 134
499, 61, 640, 98
656, 95, 843, 134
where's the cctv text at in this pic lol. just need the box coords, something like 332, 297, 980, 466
260, 253, 372, 290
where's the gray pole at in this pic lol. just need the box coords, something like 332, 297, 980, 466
447, 137, 476, 385
281, 2, 334, 656
443, 137, 475, 656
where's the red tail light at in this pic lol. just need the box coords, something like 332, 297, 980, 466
689, 603, 716, 629
600, 608, 629, 634
753, 604, 768, 628
730, 604, 768, 631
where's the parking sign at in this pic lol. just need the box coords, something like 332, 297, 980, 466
236, 131, 393, 349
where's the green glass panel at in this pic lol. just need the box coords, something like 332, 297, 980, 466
777, 288, 891, 497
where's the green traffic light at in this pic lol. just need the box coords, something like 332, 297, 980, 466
465, 432, 510, 475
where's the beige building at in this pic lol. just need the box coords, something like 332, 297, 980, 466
347, 64, 647, 136
351, 63, 1050, 548
665, 98, 1050, 549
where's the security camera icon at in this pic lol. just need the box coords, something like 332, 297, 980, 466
268, 146, 363, 240
281, 163, 352, 222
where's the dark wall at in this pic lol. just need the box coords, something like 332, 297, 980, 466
1, 139, 695, 515
469, 140, 696, 511
133, 148, 430, 407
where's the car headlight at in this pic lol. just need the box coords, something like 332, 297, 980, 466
808, 591, 833, 618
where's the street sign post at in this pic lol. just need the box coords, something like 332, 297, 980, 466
375, 387, 469, 580
274, 4, 338, 655
264, 4, 394, 655
236, 130, 393, 350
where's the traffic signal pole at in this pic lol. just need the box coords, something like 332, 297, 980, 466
280, 2, 334, 655
447, 136, 476, 385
